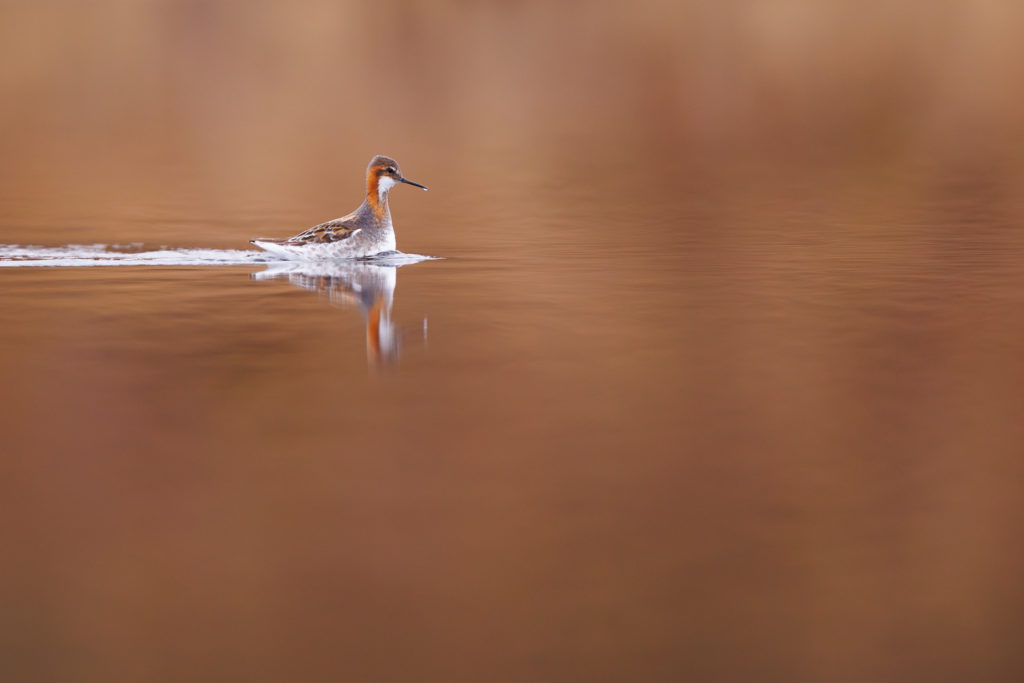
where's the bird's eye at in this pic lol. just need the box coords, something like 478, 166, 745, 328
387, 167, 396, 174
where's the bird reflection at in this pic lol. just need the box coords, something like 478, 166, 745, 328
251, 256, 431, 366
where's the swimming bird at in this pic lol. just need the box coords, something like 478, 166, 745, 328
250, 155, 427, 260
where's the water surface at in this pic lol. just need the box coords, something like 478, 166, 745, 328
4, 0, 1024, 680
3, 168, 1023, 682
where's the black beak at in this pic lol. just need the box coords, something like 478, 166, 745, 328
399, 177, 429, 191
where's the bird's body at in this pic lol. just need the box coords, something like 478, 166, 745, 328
251, 155, 427, 260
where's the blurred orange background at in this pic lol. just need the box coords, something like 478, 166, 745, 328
2, 0, 1023, 243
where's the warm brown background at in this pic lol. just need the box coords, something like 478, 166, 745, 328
2, 2, 1024, 682
3, 0, 1024, 244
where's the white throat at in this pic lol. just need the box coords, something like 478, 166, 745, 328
378, 176, 398, 201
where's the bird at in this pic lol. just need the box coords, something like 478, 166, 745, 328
250, 155, 428, 260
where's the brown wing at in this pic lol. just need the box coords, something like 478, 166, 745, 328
286, 214, 361, 244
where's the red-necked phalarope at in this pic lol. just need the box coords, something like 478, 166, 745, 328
250, 155, 428, 260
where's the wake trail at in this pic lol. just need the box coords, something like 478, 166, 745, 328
0, 244, 437, 268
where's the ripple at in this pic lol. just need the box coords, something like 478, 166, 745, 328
0, 244, 440, 268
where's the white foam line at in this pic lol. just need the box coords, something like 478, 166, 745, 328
0, 244, 441, 268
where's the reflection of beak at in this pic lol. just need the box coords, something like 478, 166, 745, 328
399, 177, 429, 191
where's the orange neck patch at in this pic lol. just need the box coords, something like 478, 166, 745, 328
365, 167, 388, 218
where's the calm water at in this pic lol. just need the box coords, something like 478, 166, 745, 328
2, 165, 1023, 682
5, 1, 1024, 680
